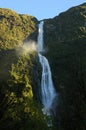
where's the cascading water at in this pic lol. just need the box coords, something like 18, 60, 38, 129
37, 21, 57, 118
37, 21, 44, 52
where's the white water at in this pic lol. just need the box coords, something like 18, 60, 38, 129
37, 21, 44, 52
37, 21, 57, 116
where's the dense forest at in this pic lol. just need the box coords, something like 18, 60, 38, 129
0, 3, 86, 130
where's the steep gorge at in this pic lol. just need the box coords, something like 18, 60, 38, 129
0, 3, 86, 130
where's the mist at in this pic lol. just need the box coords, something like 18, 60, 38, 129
16, 40, 37, 56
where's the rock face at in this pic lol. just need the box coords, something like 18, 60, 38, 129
43, 3, 86, 130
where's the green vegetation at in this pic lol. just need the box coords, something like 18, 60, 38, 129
0, 49, 49, 130
0, 8, 49, 130
44, 3, 86, 130
0, 8, 38, 49
44, 3, 86, 43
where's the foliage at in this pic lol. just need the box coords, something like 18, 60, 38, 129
0, 8, 49, 130
44, 3, 86, 130
0, 8, 38, 50
44, 3, 86, 44
0, 49, 48, 130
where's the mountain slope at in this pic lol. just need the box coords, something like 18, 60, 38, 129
0, 8, 49, 130
44, 3, 86, 130
0, 8, 38, 49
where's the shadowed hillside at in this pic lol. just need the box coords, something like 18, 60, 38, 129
44, 3, 86, 130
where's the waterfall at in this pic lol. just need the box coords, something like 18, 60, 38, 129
37, 21, 44, 52
37, 21, 57, 117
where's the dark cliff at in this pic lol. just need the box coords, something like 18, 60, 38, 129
43, 3, 86, 130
